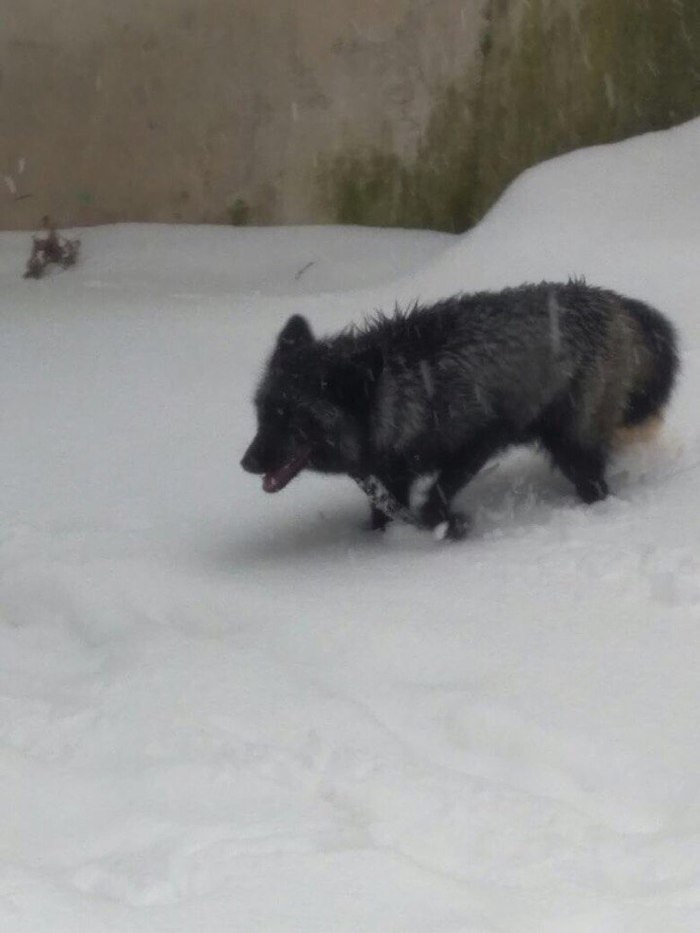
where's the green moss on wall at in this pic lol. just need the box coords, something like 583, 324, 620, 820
473, 0, 700, 219
227, 197, 251, 226
319, 0, 700, 232
318, 82, 478, 232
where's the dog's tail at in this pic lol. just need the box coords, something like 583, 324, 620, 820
613, 413, 664, 449
620, 297, 679, 432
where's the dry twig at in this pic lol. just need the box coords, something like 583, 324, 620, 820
24, 216, 80, 279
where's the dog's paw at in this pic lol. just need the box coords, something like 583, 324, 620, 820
576, 477, 609, 504
433, 512, 470, 542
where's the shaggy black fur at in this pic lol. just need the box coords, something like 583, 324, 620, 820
241, 281, 679, 539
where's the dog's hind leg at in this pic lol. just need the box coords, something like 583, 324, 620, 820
540, 431, 609, 503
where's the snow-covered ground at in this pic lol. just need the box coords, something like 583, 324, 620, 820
1, 118, 699, 932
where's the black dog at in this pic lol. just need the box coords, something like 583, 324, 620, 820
242, 281, 678, 539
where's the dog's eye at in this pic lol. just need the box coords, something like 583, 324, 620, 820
259, 401, 289, 427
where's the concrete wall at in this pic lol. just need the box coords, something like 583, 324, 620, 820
1, 0, 485, 230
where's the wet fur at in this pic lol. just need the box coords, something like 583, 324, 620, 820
241, 281, 679, 538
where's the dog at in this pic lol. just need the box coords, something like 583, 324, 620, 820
241, 280, 678, 539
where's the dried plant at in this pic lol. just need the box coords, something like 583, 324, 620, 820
24, 216, 80, 279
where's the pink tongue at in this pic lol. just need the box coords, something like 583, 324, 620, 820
262, 449, 311, 493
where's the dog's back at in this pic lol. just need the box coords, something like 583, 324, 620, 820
362, 281, 677, 457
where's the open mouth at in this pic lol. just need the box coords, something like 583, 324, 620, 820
262, 447, 312, 493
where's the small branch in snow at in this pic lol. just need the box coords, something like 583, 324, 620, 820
294, 260, 316, 281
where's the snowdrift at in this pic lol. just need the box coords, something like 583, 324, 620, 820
0, 118, 699, 932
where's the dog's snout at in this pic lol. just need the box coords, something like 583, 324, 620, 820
241, 437, 264, 474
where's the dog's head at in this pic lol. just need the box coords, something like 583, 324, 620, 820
241, 315, 362, 492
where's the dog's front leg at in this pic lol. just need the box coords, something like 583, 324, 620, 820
417, 435, 504, 540
417, 470, 471, 540
369, 503, 392, 531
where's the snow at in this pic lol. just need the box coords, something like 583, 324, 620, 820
1, 117, 699, 932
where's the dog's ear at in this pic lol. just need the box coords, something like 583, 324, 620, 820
276, 315, 314, 352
